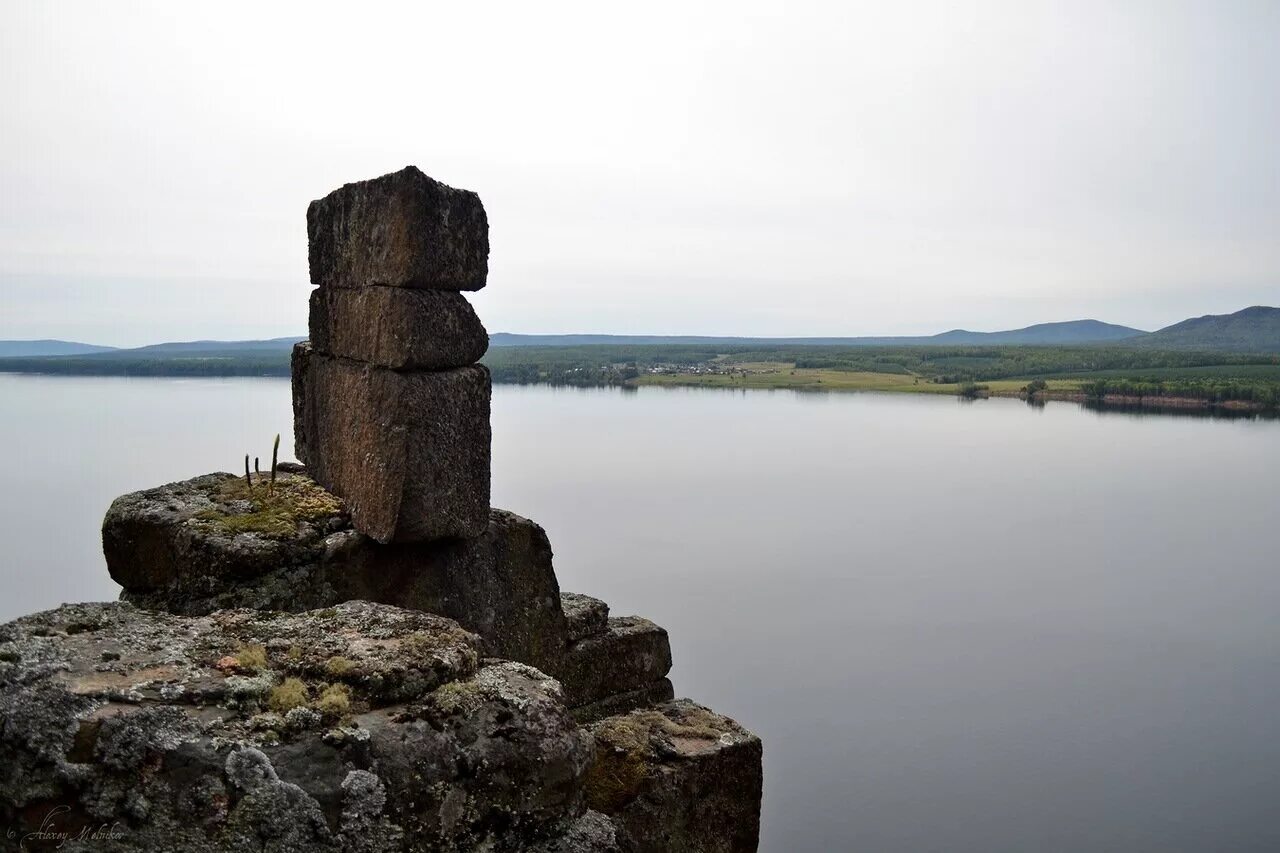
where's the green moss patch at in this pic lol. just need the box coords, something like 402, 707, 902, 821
267, 677, 310, 713
315, 683, 352, 718
586, 707, 728, 812
195, 475, 344, 537
234, 643, 268, 673
324, 656, 355, 677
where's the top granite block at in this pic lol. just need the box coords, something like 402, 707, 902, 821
307, 165, 489, 290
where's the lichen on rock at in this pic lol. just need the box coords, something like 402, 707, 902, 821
586, 700, 764, 853
0, 601, 608, 852
102, 472, 349, 593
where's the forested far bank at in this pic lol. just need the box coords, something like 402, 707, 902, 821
3, 343, 1279, 409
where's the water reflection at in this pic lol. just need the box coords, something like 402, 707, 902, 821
1080, 399, 1278, 421
2, 376, 1279, 852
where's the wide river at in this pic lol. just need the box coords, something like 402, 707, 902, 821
2, 374, 1278, 852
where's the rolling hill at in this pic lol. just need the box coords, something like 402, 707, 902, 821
127, 337, 303, 354
0, 340, 118, 357
1134, 306, 1280, 352
489, 319, 1146, 348
929, 319, 1145, 345
2, 307, 1274, 380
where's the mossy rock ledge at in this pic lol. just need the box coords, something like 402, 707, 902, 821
102, 471, 349, 591
0, 600, 626, 852
103, 472, 675, 716
103, 472, 568, 671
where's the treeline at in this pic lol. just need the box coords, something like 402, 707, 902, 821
6, 343, 1280, 408
0, 352, 292, 377
484, 343, 1277, 385
1079, 378, 1280, 407
775, 345, 1270, 383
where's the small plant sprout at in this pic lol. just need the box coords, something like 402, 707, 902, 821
270, 434, 280, 493
244, 455, 252, 490
255, 457, 260, 474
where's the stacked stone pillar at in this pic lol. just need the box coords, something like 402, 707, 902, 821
293, 165, 492, 543
92, 166, 762, 851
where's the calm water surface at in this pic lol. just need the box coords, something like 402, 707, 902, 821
2, 374, 1278, 852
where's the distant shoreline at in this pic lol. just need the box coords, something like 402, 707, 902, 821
995, 389, 1275, 414
4, 363, 1275, 420
3, 340, 1278, 416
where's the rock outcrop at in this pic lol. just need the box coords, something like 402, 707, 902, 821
3, 166, 761, 852
0, 601, 606, 852
102, 472, 673, 702
586, 701, 764, 853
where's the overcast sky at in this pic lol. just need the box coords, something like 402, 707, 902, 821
2, 1, 1278, 346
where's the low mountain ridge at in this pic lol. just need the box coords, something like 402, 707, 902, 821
0, 339, 118, 357
129, 336, 304, 354
490, 319, 1147, 348
930, 319, 1145, 345
6, 308, 1276, 360
1135, 306, 1280, 352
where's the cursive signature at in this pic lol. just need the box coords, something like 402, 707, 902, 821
7, 806, 126, 850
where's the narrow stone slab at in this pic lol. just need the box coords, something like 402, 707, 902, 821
309, 286, 488, 369
291, 341, 315, 465
561, 592, 609, 642
108, 477, 569, 675
294, 349, 491, 542
586, 700, 763, 853
571, 679, 676, 724
559, 617, 673, 707
0, 601, 595, 851
307, 165, 488, 290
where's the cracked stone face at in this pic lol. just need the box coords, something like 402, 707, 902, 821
308, 286, 489, 370
291, 346, 491, 543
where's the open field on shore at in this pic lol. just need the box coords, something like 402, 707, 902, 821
634, 363, 1086, 395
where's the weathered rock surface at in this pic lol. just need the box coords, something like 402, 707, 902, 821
0, 601, 601, 852
107, 474, 567, 674
103, 472, 347, 592
571, 679, 676, 725
307, 166, 489, 291
309, 286, 488, 370
291, 346, 491, 542
561, 593, 609, 642
586, 700, 763, 853
526, 810, 622, 852
107, 472, 684, 723
559, 618, 673, 708
322, 509, 567, 674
